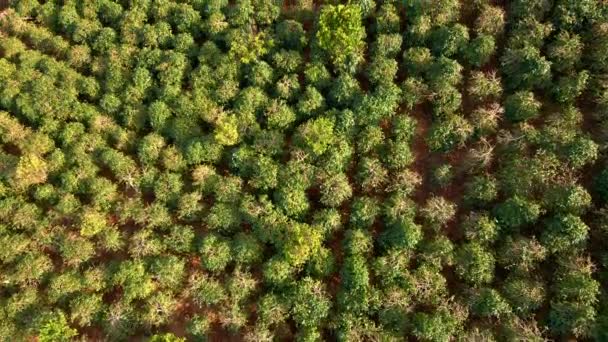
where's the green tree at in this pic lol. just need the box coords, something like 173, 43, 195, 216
294, 117, 335, 157
411, 305, 466, 342
200, 234, 232, 273
463, 34, 495, 67
214, 114, 239, 146
319, 173, 352, 208
38, 312, 78, 342
494, 196, 542, 230
468, 71, 502, 103
505, 91, 541, 122
464, 175, 498, 205
541, 214, 589, 253
502, 275, 546, 316
455, 242, 495, 285
461, 212, 499, 244
316, 4, 366, 70
291, 277, 331, 329
497, 235, 547, 272
475, 5, 505, 37
469, 288, 511, 318
547, 31, 583, 72
12, 153, 48, 190
501, 44, 551, 90
427, 114, 473, 152
429, 24, 469, 57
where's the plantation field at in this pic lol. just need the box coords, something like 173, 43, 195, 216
1, 0, 608, 341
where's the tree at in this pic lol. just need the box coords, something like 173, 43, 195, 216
214, 114, 239, 146
501, 44, 551, 90
149, 333, 186, 342
350, 196, 380, 229
432, 163, 454, 189
475, 5, 505, 37
189, 273, 227, 306
366, 57, 398, 86
316, 4, 366, 70
461, 212, 499, 244
401, 77, 429, 109
372, 34, 402, 58
38, 311, 78, 342
291, 277, 331, 329
502, 275, 546, 316
294, 117, 335, 157
275, 20, 307, 50
552, 0, 599, 31
427, 114, 472, 152
429, 24, 469, 57
418, 235, 455, 268
464, 175, 498, 205
274, 185, 310, 219
504, 91, 541, 122
357, 157, 388, 193
319, 173, 352, 208
79, 208, 107, 237
12, 153, 48, 190
455, 242, 495, 285
547, 31, 583, 72
497, 235, 547, 272
463, 34, 495, 67
552, 70, 589, 104
543, 184, 592, 215
494, 196, 541, 230
411, 304, 466, 342
403, 47, 433, 76
200, 234, 232, 273
469, 288, 511, 318
564, 135, 598, 169
232, 233, 263, 266
549, 256, 599, 338
468, 71, 502, 103
421, 196, 456, 229
380, 212, 423, 252
541, 214, 589, 253
406, 0, 461, 27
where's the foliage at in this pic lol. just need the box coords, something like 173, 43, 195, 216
316, 4, 365, 70
0, 1, 605, 340
38, 312, 78, 342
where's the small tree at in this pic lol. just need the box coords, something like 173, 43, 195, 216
427, 114, 473, 152
461, 212, 499, 244
469, 288, 511, 318
501, 45, 551, 90
38, 311, 78, 342
421, 196, 456, 230
464, 174, 498, 205
463, 34, 495, 67
468, 71, 502, 103
200, 234, 233, 273
316, 4, 366, 71
541, 214, 589, 253
319, 173, 352, 208
291, 277, 331, 329
455, 242, 495, 285
505, 91, 541, 122
494, 196, 541, 230
475, 5, 505, 37
294, 117, 335, 157
502, 275, 546, 316
547, 31, 583, 72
